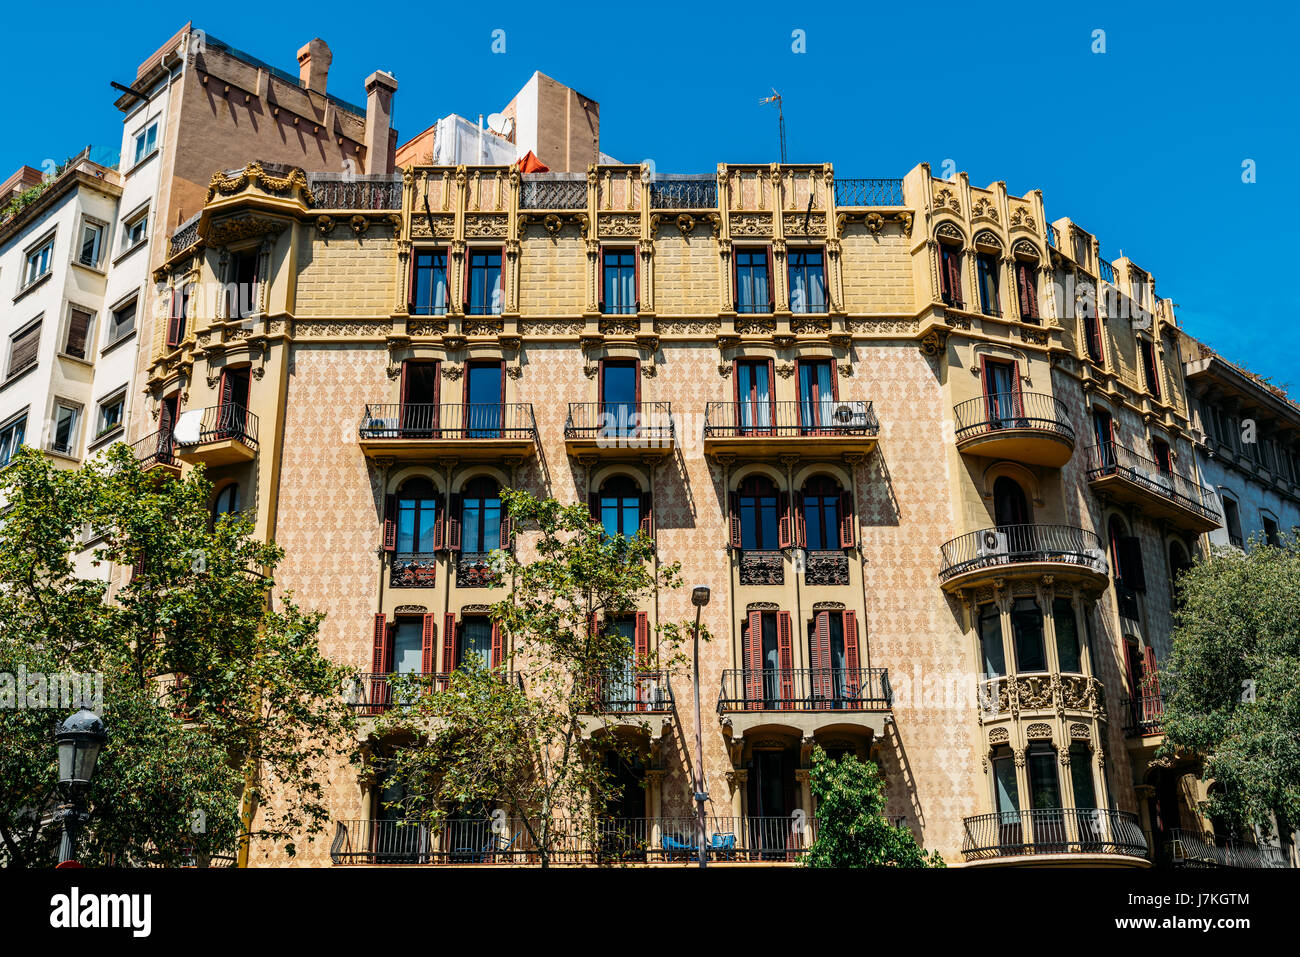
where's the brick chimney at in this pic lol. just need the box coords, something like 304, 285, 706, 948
363, 71, 399, 174
296, 38, 332, 95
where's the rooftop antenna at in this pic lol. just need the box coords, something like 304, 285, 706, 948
759, 89, 786, 164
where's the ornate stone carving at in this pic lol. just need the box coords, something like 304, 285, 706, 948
988, 727, 1010, 745
1026, 722, 1052, 740
972, 197, 999, 223
598, 213, 639, 238
736, 316, 776, 335
205, 161, 312, 205
1009, 206, 1037, 231
408, 319, 449, 336
919, 328, 949, 357
315, 215, 335, 236
729, 213, 772, 237
791, 316, 831, 335
932, 187, 961, 214
465, 214, 508, 238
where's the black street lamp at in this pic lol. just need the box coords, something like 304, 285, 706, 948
54, 708, 107, 865
690, 583, 710, 868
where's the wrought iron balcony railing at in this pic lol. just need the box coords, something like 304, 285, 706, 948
131, 430, 176, 469
359, 403, 538, 441
520, 176, 587, 210
939, 524, 1107, 583
1121, 693, 1165, 737
1098, 258, 1117, 284
348, 670, 523, 713
456, 552, 503, 588
718, 667, 892, 712
703, 400, 879, 439
739, 550, 783, 585
648, 176, 718, 209
168, 214, 201, 257
564, 402, 675, 445
308, 173, 403, 210
1046, 224, 1059, 248
961, 808, 1148, 861
803, 550, 849, 585
1166, 828, 1292, 869
953, 393, 1074, 443
330, 814, 816, 865
1083, 443, 1221, 523
833, 178, 905, 207
180, 404, 259, 450
589, 669, 675, 713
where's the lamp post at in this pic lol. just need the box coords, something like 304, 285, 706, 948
690, 583, 711, 868
54, 708, 107, 865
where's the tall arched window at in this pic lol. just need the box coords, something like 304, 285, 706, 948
801, 476, 842, 550
460, 477, 501, 553
598, 476, 641, 538
738, 475, 780, 550
993, 476, 1030, 527
213, 483, 240, 522
397, 478, 440, 553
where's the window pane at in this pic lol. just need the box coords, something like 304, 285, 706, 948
1028, 750, 1061, 810
1012, 598, 1047, 672
460, 619, 493, 667
979, 604, 1005, 677
393, 622, 423, 675
1053, 598, 1082, 672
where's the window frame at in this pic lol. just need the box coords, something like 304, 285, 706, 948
131, 118, 160, 168
94, 389, 127, 441
409, 246, 450, 316
786, 246, 827, 314
599, 246, 639, 316
733, 245, 774, 314
105, 294, 138, 349
1138, 337, 1162, 400
60, 304, 96, 361
938, 241, 964, 308
6, 316, 42, 380
738, 474, 782, 552
0, 412, 28, 467
76, 218, 106, 269
49, 399, 82, 457
975, 250, 1001, 316
464, 247, 503, 316
120, 205, 149, 255
22, 234, 55, 288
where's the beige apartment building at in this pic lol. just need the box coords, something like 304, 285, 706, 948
127, 138, 1300, 869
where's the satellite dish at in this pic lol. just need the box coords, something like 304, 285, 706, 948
487, 112, 514, 137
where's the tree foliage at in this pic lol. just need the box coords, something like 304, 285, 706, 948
0, 445, 355, 866
803, 746, 944, 868
374, 489, 705, 866
1160, 533, 1300, 836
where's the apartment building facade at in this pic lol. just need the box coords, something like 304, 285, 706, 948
132, 146, 1299, 868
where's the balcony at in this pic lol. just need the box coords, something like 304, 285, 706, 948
591, 669, 675, 714
1121, 693, 1165, 739
833, 178, 905, 207
174, 404, 258, 467
563, 402, 675, 459
520, 175, 587, 210
718, 667, 892, 740
1083, 443, 1221, 533
1166, 828, 1292, 869
307, 173, 403, 210
348, 671, 523, 715
953, 393, 1075, 467
358, 403, 537, 461
131, 430, 180, 476
330, 815, 814, 865
703, 400, 879, 458
739, 550, 783, 585
648, 176, 718, 210
938, 524, 1109, 592
961, 808, 1150, 867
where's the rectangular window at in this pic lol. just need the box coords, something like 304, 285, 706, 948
797, 359, 836, 431
1027, 745, 1062, 810
599, 360, 638, 435
976, 251, 1000, 315
787, 248, 826, 313
96, 392, 125, 438
62, 307, 93, 360
123, 208, 148, 251
411, 249, 449, 315
983, 359, 1021, 425
167, 284, 192, 348
735, 359, 773, 432
78, 221, 104, 267
7, 320, 41, 379
458, 618, 493, 668
1011, 598, 1047, 673
734, 247, 771, 314
1015, 259, 1039, 321
1152, 439, 1172, 473
1053, 598, 1082, 673
133, 120, 159, 165
464, 362, 503, 437
979, 603, 1006, 678
1092, 409, 1114, 466
939, 244, 963, 307
1223, 498, 1243, 547
1139, 339, 1162, 399
24, 239, 54, 286
1082, 308, 1104, 363
50, 402, 80, 456
107, 298, 136, 346
226, 250, 260, 319
0, 415, 27, 467
1263, 516, 1280, 547
392, 620, 424, 675
601, 248, 637, 315
466, 249, 502, 315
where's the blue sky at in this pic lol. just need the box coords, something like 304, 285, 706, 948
13, 1, 1295, 386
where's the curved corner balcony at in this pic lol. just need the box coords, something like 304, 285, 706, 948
938, 524, 1108, 592
1083, 443, 1221, 533
953, 393, 1075, 467
961, 809, 1150, 867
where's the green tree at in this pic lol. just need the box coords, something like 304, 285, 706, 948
803, 746, 944, 868
0, 445, 356, 866
374, 489, 704, 867
1160, 533, 1300, 837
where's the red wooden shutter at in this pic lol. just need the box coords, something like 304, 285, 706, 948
633, 248, 641, 311
490, 619, 504, 669
950, 249, 964, 304
1142, 645, 1160, 696
499, 515, 513, 551
814, 611, 833, 700
447, 494, 461, 551
441, 613, 458, 674
1011, 361, 1026, 418
777, 611, 794, 706
639, 492, 653, 537
634, 611, 650, 666
728, 491, 742, 548
744, 610, 764, 707
462, 250, 471, 310
842, 610, 861, 708
382, 494, 397, 552
793, 491, 806, 548
421, 614, 437, 674
370, 613, 389, 713
433, 497, 446, 550
838, 490, 855, 548
764, 246, 774, 311
778, 491, 792, 548
598, 246, 606, 313
1017, 262, 1031, 317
